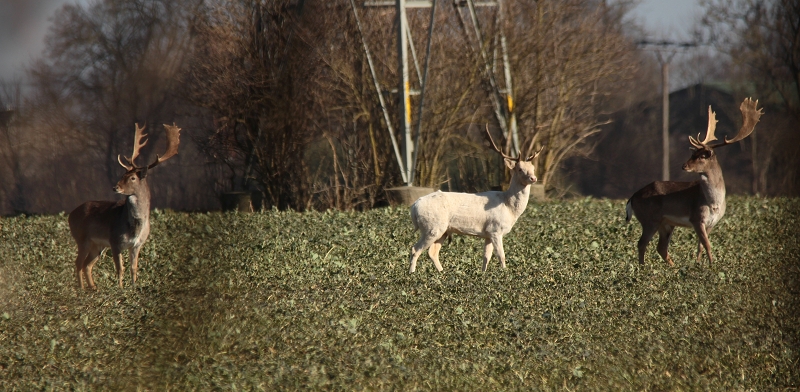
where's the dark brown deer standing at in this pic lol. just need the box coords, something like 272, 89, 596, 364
625, 98, 763, 266
69, 123, 181, 289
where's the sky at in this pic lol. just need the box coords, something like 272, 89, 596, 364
0, 0, 704, 84
629, 0, 703, 41
0, 0, 85, 82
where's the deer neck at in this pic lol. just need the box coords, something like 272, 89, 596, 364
125, 182, 151, 225
699, 160, 726, 208
503, 176, 531, 217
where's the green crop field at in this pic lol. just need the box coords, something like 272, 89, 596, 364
0, 196, 798, 390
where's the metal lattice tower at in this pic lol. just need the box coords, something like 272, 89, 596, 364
352, 0, 518, 186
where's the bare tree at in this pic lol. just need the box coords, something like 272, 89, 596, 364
294, 2, 403, 210
701, 0, 800, 118
497, 0, 638, 190
183, 0, 322, 210
4, 0, 650, 214
10, 0, 208, 214
29, 0, 192, 171
407, 5, 494, 189
699, 0, 800, 195
349, 0, 640, 195
0, 81, 26, 214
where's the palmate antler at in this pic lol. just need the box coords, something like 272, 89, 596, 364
689, 106, 718, 149
719, 97, 763, 146
688, 98, 763, 150
147, 123, 181, 169
118, 123, 148, 170
485, 124, 542, 161
117, 123, 181, 171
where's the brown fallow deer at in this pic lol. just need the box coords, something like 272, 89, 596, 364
409, 125, 542, 273
68, 123, 181, 289
625, 98, 763, 266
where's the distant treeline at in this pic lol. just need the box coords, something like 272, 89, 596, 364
0, 0, 797, 215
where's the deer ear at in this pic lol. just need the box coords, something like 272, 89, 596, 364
138, 166, 149, 179
504, 158, 516, 170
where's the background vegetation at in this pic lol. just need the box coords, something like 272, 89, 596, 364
1, 197, 797, 389
1, 0, 797, 215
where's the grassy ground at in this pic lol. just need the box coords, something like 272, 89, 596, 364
0, 196, 798, 390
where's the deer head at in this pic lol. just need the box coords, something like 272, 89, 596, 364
114, 123, 182, 193
683, 98, 763, 174
485, 124, 542, 185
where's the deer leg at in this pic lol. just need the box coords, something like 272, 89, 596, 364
129, 245, 142, 285
427, 235, 446, 272
695, 240, 703, 262
111, 247, 125, 288
74, 244, 90, 290
491, 235, 506, 270
692, 222, 714, 266
656, 225, 675, 267
637, 223, 658, 265
409, 230, 442, 273
482, 238, 494, 272
83, 246, 102, 290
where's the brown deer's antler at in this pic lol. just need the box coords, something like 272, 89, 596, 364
147, 123, 181, 169
485, 124, 516, 160
118, 123, 148, 170
717, 97, 763, 146
688, 98, 763, 149
689, 106, 718, 149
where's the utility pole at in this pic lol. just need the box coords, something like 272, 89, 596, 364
660, 56, 670, 181
397, 0, 413, 184
356, 0, 504, 187
637, 40, 697, 181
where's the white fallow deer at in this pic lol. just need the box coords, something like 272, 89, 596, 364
68, 123, 181, 289
626, 98, 763, 266
408, 126, 542, 273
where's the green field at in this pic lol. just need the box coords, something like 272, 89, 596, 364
1, 197, 798, 390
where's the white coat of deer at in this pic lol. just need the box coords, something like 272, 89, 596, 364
408, 126, 542, 273
626, 98, 762, 266
68, 123, 181, 289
